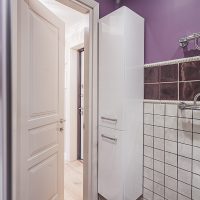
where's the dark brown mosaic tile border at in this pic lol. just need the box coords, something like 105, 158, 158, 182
144, 60, 200, 101
160, 83, 178, 100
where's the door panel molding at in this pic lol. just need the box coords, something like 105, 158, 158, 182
28, 154, 58, 200
28, 123, 58, 158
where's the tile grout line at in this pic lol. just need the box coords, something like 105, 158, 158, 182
153, 103, 155, 199
144, 102, 200, 199
176, 105, 179, 200
164, 103, 166, 200
191, 109, 194, 200
142, 102, 145, 199
145, 149, 200, 170
178, 63, 180, 101
144, 172, 196, 188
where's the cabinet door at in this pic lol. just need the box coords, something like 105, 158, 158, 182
98, 126, 124, 200
99, 16, 125, 130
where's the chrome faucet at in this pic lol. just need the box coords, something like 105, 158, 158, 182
179, 93, 200, 110
194, 93, 200, 106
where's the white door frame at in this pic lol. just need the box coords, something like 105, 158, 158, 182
11, 0, 99, 199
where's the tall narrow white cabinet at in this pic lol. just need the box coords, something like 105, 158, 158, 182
98, 6, 144, 200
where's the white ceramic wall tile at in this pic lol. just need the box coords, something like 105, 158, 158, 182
178, 181, 192, 198
144, 146, 153, 158
193, 110, 200, 120
154, 149, 164, 162
154, 137, 164, 150
178, 156, 192, 171
165, 152, 177, 166
165, 140, 177, 154
154, 182, 164, 197
165, 176, 177, 191
144, 177, 153, 191
166, 104, 178, 117
193, 133, 200, 147
178, 130, 192, 145
142, 102, 200, 199
154, 126, 164, 138
178, 193, 190, 200
144, 114, 154, 125
154, 193, 164, 200
144, 156, 153, 169
193, 160, 200, 175
165, 187, 177, 200
154, 104, 165, 116
165, 116, 178, 129
192, 187, 200, 200
193, 119, 200, 134
193, 146, 200, 161
144, 167, 154, 180
193, 174, 200, 189
143, 188, 153, 200
144, 103, 154, 114
165, 164, 177, 179
178, 118, 192, 132
178, 168, 192, 185
144, 135, 153, 147
178, 143, 192, 158
165, 128, 177, 142
154, 171, 164, 185
154, 160, 164, 173
144, 125, 154, 136
154, 115, 165, 127
178, 109, 192, 119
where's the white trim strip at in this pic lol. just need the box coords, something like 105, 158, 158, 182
143, 99, 200, 105
144, 56, 200, 68
144, 100, 179, 104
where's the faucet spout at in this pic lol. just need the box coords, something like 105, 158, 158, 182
194, 93, 200, 106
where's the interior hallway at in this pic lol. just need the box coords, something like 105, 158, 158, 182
64, 161, 83, 200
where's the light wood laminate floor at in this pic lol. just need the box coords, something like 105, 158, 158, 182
64, 160, 83, 200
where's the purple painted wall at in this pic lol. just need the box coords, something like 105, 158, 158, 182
120, 0, 200, 63
95, 0, 115, 18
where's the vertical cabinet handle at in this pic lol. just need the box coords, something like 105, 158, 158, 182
101, 117, 117, 123
101, 134, 117, 142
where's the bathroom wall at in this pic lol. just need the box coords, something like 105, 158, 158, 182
95, 2, 200, 199
143, 57, 200, 200
144, 57, 200, 101
119, 0, 200, 64
95, 0, 116, 17
96, 0, 200, 63
144, 101, 200, 200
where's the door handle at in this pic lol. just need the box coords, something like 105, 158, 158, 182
57, 126, 64, 132
60, 119, 66, 123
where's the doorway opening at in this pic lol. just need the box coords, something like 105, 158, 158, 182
38, 1, 88, 199
77, 48, 84, 161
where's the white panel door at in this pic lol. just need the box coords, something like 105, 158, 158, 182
19, 0, 65, 199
